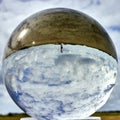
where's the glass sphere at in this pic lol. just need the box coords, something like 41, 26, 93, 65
2, 8, 118, 120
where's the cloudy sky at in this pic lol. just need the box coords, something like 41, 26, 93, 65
0, 0, 120, 114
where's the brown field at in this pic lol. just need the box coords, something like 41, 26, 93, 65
93, 112, 120, 120
0, 112, 120, 120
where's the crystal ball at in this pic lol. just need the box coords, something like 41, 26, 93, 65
2, 8, 118, 120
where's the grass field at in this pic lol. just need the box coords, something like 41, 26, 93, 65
0, 112, 120, 120
93, 112, 120, 120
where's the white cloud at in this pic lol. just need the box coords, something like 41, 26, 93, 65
0, 85, 23, 114
3, 44, 117, 118
0, 0, 120, 114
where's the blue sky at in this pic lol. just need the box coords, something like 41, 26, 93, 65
0, 0, 120, 114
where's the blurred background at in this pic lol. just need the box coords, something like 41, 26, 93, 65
0, 0, 120, 114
